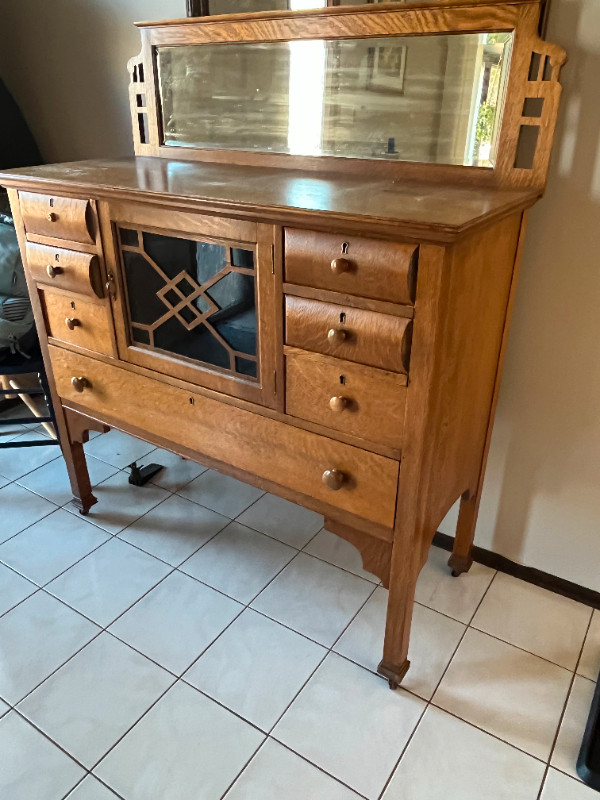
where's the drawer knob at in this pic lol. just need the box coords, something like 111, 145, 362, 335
46, 264, 63, 279
330, 257, 351, 275
327, 328, 347, 345
65, 317, 81, 331
47, 212, 58, 222
71, 376, 90, 393
329, 396, 349, 413
322, 469, 346, 491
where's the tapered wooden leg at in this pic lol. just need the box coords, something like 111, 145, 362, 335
378, 568, 418, 689
64, 440, 97, 516
448, 490, 478, 577
63, 408, 110, 516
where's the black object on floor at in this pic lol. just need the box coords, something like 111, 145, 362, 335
577, 668, 600, 791
128, 460, 164, 487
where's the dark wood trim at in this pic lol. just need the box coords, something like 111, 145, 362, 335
434, 532, 600, 611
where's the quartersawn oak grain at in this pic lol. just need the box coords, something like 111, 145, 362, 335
285, 296, 413, 374
49, 345, 400, 528
285, 347, 408, 450
41, 291, 115, 357
285, 229, 418, 305
26, 242, 104, 299
0, 0, 565, 692
19, 191, 95, 244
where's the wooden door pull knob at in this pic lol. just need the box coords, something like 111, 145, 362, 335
329, 396, 349, 413
46, 265, 62, 279
322, 469, 346, 491
328, 328, 347, 345
65, 318, 81, 330
71, 376, 90, 393
330, 257, 351, 275
47, 212, 58, 222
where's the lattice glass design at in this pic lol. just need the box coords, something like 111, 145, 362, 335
119, 228, 258, 379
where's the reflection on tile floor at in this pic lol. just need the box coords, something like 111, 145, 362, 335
0, 425, 598, 799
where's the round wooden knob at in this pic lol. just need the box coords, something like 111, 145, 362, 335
329, 396, 349, 413
65, 318, 81, 331
327, 328, 347, 345
322, 469, 346, 491
47, 212, 58, 222
71, 376, 89, 393
46, 264, 62, 279
330, 257, 351, 275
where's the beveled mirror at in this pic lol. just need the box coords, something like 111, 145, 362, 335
157, 33, 512, 167
129, 2, 566, 189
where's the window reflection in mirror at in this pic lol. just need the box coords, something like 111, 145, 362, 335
157, 32, 512, 167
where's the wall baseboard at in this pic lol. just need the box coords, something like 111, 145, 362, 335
433, 532, 600, 611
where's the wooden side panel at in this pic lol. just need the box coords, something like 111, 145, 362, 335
285, 347, 407, 450
406, 212, 524, 562
285, 229, 418, 305
285, 296, 412, 374
41, 292, 115, 357
19, 192, 95, 244
49, 345, 399, 528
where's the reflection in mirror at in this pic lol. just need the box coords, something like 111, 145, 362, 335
157, 32, 512, 167
205, 0, 401, 13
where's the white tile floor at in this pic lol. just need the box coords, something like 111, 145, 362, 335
0, 425, 599, 799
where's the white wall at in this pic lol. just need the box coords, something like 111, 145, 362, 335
0, 0, 182, 161
1, 0, 599, 588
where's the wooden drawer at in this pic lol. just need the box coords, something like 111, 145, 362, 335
286, 348, 407, 450
285, 229, 418, 305
26, 243, 104, 299
285, 296, 412, 374
41, 291, 114, 356
49, 346, 399, 528
19, 192, 95, 245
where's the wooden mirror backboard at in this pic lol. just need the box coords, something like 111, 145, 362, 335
129, 0, 565, 190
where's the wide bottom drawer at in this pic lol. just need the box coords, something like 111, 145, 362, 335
49, 346, 399, 528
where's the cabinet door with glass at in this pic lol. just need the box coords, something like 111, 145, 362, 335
102, 203, 278, 408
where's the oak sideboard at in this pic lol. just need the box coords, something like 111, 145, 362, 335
0, 0, 565, 688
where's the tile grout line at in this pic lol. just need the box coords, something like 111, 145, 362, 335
374, 568, 497, 800
534, 609, 595, 800
6, 451, 595, 797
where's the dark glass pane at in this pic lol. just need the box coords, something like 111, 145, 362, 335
154, 316, 231, 369
132, 327, 151, 345
231, 248, 255, 270
235, 357, 258, 379
121, 230, 258, 381
122, 251, 167, 326
119, 228, 139, 246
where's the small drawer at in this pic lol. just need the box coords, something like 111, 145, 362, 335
286, 348, 407, 450
26, 243, 104, 299
41, 291, 114, 356
285, 229, 418, 305
285, 296, 412, 374
19, 192, 95, 244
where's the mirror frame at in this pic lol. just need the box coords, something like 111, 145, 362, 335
128, 0, 566, 190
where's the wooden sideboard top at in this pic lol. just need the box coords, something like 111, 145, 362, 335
0, 157, 540, 243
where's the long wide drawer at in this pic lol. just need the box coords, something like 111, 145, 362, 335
49, 347, 399, 528
285, 348, 407, 450
285, 296, 412, 374
285, 229, 418, 305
